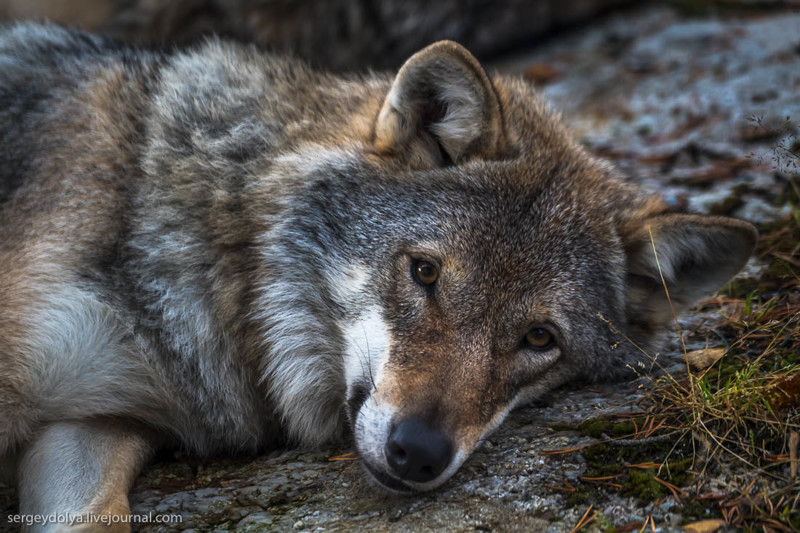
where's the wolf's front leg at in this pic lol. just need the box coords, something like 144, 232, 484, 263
17, 420, 153, 533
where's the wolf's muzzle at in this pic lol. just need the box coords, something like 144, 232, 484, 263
385, 417, 454, 483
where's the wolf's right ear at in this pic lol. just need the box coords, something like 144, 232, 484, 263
374, 40, 508, 165
622, 214, 758, 332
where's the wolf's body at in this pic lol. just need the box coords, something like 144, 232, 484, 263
0, 23, 756, 530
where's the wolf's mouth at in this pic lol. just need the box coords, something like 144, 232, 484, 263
360, 458, 416, 493
346, 382, 370, 427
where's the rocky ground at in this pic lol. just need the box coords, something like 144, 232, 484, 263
2, 3, 799, 532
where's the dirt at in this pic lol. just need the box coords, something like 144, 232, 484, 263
2, 3, 799, 532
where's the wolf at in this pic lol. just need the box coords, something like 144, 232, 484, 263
0, 23, 756, 530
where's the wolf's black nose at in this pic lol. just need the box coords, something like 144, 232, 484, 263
385, 418, 454, 483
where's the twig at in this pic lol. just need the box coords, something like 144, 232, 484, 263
600, 431, 680, 446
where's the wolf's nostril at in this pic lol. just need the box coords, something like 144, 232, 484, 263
384, 417, 453, 483
387, 440, 407, 463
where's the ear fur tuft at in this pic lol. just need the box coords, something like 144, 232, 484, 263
374, 40, 508, 164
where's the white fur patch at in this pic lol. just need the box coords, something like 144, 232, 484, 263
342, 306, 390, 394
255, 261, 378, 447
344, 305, 395, 472
22, 286, 161, 423
255, 275, 346, 446
342, 307, 405, 489
272, 145, 362, 179
352, 394, 396, 478
329, 265, 370, 310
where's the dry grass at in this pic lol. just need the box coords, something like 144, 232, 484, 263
632, 199, 800, 530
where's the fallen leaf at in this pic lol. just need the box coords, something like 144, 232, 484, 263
328, 452, 357, 461
524, 63, 561, 85
683, 519, 727, 533
539, 445, 586, 455
767, 372, 800, 412
685, 348, 726, 370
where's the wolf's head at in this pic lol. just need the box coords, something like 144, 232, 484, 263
256, 42, 757, 493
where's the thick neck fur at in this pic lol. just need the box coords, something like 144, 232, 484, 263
117, 40, 390, 449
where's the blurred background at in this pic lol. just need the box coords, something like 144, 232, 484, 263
0, 0, 636, 70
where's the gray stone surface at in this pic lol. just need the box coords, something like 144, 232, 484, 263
121, 376, 678, 532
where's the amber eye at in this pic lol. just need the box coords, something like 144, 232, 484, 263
525, 327, 555, 350
412, 260, 439, 286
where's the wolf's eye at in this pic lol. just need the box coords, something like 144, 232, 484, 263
412, 260, 439, 286
525, 327, 554, 350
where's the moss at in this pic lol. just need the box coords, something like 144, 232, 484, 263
721, 277, 759, 298
773, 175, 800, 206
618, 458, 691, 504
564, 433, 695, 507
678, 499, 724, 523
621, 470, 665, 503
756, 216, 800, 258
763, 258, 797, 281
577, 418, 612, 438
721, 276, 779, 298
669, 175, 713, 188
708, 192, 745, 215
784, 511, 800, 532
563, 486, 599, 507
771, 347, 800, 367
576, 416, 645, 439
594, 513, 618, 533
532, 507, 562, 523
549, 422, 577, 432
662, 458, 693, 487
591, 453, 690, 503
610, 421, 635, 436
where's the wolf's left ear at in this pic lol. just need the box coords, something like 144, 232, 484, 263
374, 40, 508, 164
623, 215, 757, 328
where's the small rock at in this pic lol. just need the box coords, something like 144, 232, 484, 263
236, 512, 273, 528
734, 197, 791, 224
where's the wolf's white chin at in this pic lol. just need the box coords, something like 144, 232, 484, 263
359, 450, 468, 494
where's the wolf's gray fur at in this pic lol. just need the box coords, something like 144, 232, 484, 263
0, 23, 756, 529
